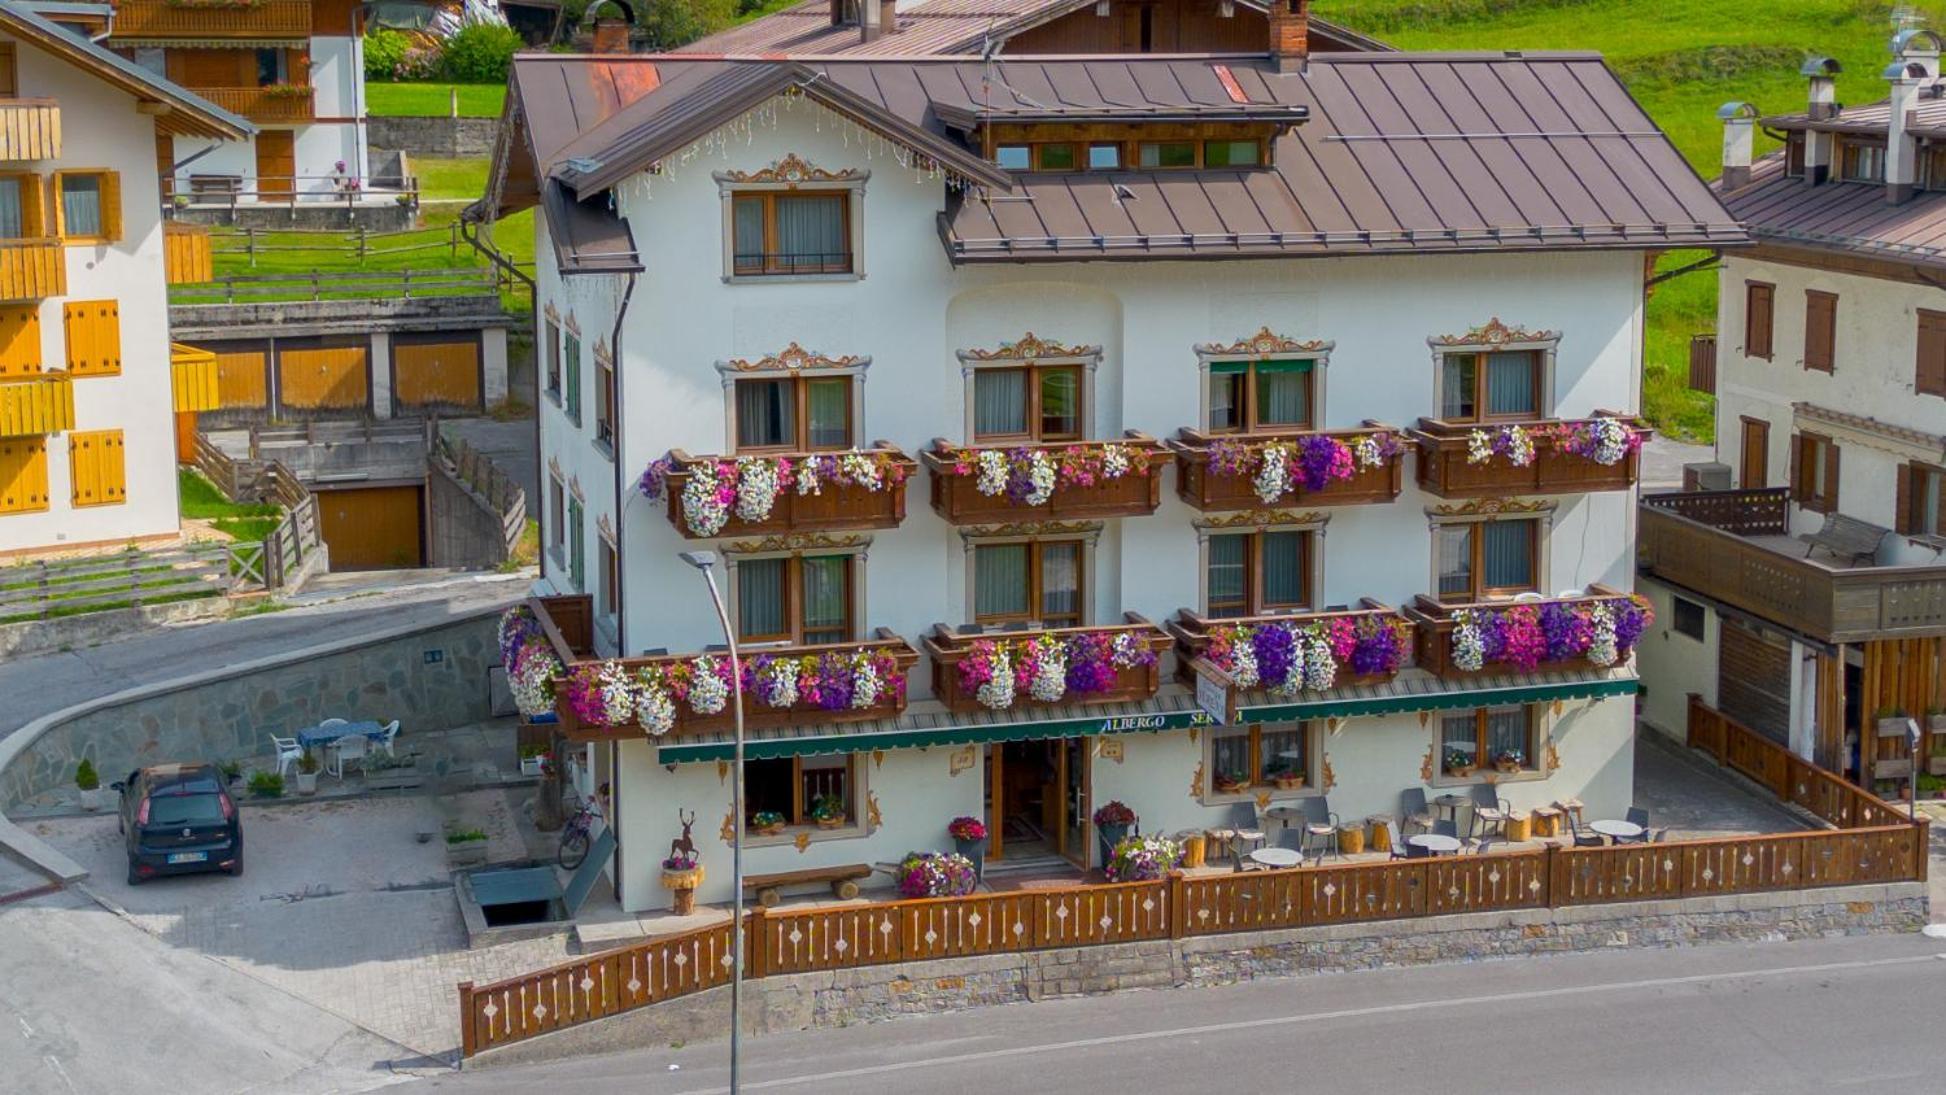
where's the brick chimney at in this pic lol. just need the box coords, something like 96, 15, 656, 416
1885, 30, 1941, 204
592, 16, 628, 52
1718, 102, 1756, 191
1268, 0, 1308, 75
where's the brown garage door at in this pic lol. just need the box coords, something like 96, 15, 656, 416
392, 334, 482, 412
277, 338, 368, 413
1719, 618, 1791, 745
316, 484, 423, 569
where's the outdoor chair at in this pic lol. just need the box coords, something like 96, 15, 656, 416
1621, 806, 1652, 844
332, 733, 368, 778
1274, 826, 1308, 865
1468, 783, 1511, 840
1564, 813, 1606, 848
1301, 796, 1341, 861
269, 734, 302, 779
374, 720, 401, 758
1211, 802, 1264, 868
1374, 825, 1408, 860
1399, 787, 1435, 834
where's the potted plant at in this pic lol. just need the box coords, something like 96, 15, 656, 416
75, 759, 104, 812
948, 815, 988, 881
660, 852, 704, 915
519, 743, 548, 778
750, 810, 787, 837
1493, 749, 1525, 774
294, 750, 319, 796
809, 794, 847, 830
1104, 833, 1182, 883
1928, 707, 1946, 734
894, 851, 977, 898
1212, 770, 1248, 795
1876, 707, 1913, 737
247, 771, 284, 799
219, 759, 243, 786
1444, 749, 1475, 779
1092, 800, 1137, 867
1267, 764, 1306, 791
445, 827, 490, 868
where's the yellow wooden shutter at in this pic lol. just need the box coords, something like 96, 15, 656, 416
18, 173, 40, 239
68, 428, 124, 507
0, 305, 38, 377
0, 436, 48, 513
62, 300, 119, 376
100, 171, 121, 242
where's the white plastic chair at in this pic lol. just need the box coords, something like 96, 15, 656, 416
374, 720, 401, 758
332, 734, 368, 778
269, 734, 302, 779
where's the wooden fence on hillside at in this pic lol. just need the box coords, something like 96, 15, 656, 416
191, 434, 321, 590
457, 697, 1928, 1058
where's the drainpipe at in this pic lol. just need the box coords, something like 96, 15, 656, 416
606, 268, 637, 909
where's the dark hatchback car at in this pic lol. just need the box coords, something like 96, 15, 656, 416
113, 763, 243, 884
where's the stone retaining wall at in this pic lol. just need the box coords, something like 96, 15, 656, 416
463, 880, 1927, 1070
368, 116, 500, 158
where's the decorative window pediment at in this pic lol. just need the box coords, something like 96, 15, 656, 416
1192, 508, 1329, 537
1194, 327, 1332, 359
1430, 318, 1559, 349
713, 153, 869, 187
718, 342, 869, 376
958, 332, 1101, 368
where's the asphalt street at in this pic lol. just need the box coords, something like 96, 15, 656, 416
427, 930, 1946, 1095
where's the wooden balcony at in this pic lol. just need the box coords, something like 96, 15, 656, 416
1406, 585, 1639, 680
109, 0, 312, 39
187, 86, 315, 124
1409, 413, 1650, 499
163, 221, 212, 285
1168, 423, 1405, 512
1639, 490, 1946, 643
0, 372, 73, 437
0, 100, 60, 161
0, 239, 64, 301
923, 615, 1174, 715
1167, 601, 1412, 696
921, 432, 1171, 525
171, 344, 219, 414
656, 444, 916, 540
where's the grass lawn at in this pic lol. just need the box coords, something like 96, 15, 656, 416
179, 470, 284, 546
366, 82, 506, 118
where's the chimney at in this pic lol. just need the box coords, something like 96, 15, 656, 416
592, 16, 628, 52
879, 0, 897, 36
1268, 0, 1308, 75
1801, 56, 1841, 184
860, 0, 881, 40
1885, 30, 1942, 204
831, 0, 846, 26
1718, 102, 1756, 191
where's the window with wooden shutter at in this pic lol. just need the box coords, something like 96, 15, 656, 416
1803, 290, 1837, 372
1744, 281, 1774, 361
53, 171, 119, 242
0, 43, 17, 97
1739, 417, 1769, 489
1900, 462, 1946, 537
1791, 432, 1838, 514
68, 429, 125, 507
63, 300, 120, 376
0, 436, 48, 513
1918, 309, 1946, 397
0, 173, 45, 240
0, 305, 39, 377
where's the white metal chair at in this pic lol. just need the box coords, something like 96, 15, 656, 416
332, 733, 368, 778
269, 734, 302, 779
374, 720, 401, 758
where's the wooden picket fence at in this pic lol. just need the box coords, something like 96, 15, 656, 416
458, 698, 1928, 1058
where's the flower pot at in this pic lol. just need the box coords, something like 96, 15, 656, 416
519, 756, 545, 777
815, 815, 846, 830
953, 837, 986, 880
1096, 822, 1130, 869
295, 771, 319, 796
1447, 766, 1474, 779
1495, 760, 1520, 775
753, 823, 786, 838
78, 788, 105, 812
1274, 776, 1305, 791
446, 839, 489, 869
1213, 778, 1246, 795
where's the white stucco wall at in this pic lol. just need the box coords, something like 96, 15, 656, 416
1631, 577, 1720, 742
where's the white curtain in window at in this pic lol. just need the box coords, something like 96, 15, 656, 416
0, 178, 21, 239
1481, 520, 1534, 590
1039, 542, 1080, 620
1258, 725, 1304, 782
974, 370, 1027, 437
801, 556, 848, 643
1485, 707, 1527, 758
974, 544, 1029, 618
1206, 534, 1246, 614
1435, 525, 1473, 597
61, 176, 101, 237
1207, 369, 1241, 430
1485, 351, 1537, 416
1211, 728, 1250, 783
1255, 363, 1310, 426
1441, 355, 1474, 419
805, 379, 849, 448
732, 197, 764, 260
1260, 531, 1305, 607
736, 380, 792, 448
1440, 714, 1477, 763
776, 195, 844, 264
1039, 369, 1079, 436
737, 558, 787, 639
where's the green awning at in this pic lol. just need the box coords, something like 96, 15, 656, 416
1239, 674, 1638, 723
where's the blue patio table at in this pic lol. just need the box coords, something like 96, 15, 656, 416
298, 720, 385, 750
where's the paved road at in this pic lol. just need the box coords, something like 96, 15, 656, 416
428, 931, 1946, 1095
0, 575, 525, 740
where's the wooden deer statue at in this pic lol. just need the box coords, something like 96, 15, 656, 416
669, 808, 698, 864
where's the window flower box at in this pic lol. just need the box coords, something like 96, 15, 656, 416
923, 614, 1173, 714
1406, 586, 1653, 679
920, 432, 1171, 524
1168, 423, 1405, 511
1409, 412, 1650, 499
1169, 601, 1413, 696
640, 443, 915, 539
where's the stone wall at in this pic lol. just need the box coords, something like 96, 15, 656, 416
0, 609, 501, 811
463, 881, 1927, 1070
427, 457, 513, 569
368, 117, 500, 159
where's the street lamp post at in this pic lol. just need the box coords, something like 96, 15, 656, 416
679, 550, 745, 1094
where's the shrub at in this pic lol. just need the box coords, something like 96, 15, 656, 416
446, 828, 488, 844
248, 770, 284, 798
442, 23, 522, 83
74, 759, 99, 792
363, 28, 411, 80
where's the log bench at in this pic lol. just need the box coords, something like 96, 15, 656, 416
741, 864, 872, 908
1802, 512, 1888, 566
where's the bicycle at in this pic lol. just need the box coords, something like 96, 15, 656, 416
557, 796, 604, 870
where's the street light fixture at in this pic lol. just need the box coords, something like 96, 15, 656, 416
679, 549, 745, 1094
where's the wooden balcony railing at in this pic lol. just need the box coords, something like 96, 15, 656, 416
1167, 601, 1412, 701
0, 372, 73, 437
921, 432, 1171, 524
923, 615, 1173, 714
171, 344, 219, 414
1167, 423, 1406, 512
163, 221, 212, 285
1409, 413, 1650, 499
109, 0, 312, 39
0, 99, 59, 161
185, 86, 315, 124
1405, 585, 1646, 679
1638, 491, 1946, 642
0, 238, 63, 301
652, 444, 915, 539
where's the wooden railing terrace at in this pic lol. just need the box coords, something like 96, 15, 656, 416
1639, 491, 1946, 642
163, 221, 212, 285
433, 427, 527, 558
188, 434, 318, 589
0, 99, 60, 160
109, 0, 312, 39
458, 696, 1928, 1058
921, 431, 1172, 524
0, 238, 64, 301
1167, 422, 1406, 511
0, 372, 73, 437
170, 344, 219, 414
185, 86, 315, 124
1410, 412, 1650, 499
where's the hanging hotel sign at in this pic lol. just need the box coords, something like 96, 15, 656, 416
1191, 657, 1237, 727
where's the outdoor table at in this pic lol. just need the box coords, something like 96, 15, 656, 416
1433, 794, 1468, 824
1406, 833, 1462, 856
297, 720, 384, 750
1264, 805, 1304, 828
1247, 847, 1303, 870
1589, 819, 1644, 842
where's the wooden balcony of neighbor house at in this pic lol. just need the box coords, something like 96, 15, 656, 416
0, 238, 63, 301
187, 86, 315, 124
920, 432, 1172, 524
1406, 585, 1645, 680
0, 99, 60, 161
654, 443, 916, 540
171, 344, 219, 414
109, 0, 312, 39
163, 222, 212, 286
1639, 489, 1946, 643
526, 594, 921, 741
1410, 412, 1651, 499
0, 371, 73, 437
923, 615, 1174, 715
1168, 423, 1406, 512
1167, 600, 1413, 693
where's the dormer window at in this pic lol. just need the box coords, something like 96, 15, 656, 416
1840, 138, 1885, 183
1088, 143, 1121, 170
1204, 140, 1261, 167
1138, 141, 1196, 169
995, 145, 1030, 171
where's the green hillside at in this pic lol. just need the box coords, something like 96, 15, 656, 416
1315, 0, 1946, 441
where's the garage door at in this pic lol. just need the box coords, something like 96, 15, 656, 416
277, 339, 368, 412
316, 484, 423, 569
1719, 618, 1791, 745
207, 342, 270, 410
392, 335, 481, 412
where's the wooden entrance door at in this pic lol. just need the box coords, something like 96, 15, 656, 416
986, 739, 1091, 865
255, 130, 294, 198
1739, 416, 1769, 489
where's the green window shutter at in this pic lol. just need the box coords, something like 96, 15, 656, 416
565, 336, 582, 422
568, 499, 586, 591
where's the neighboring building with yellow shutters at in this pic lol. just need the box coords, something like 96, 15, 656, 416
0, 1, 248, 556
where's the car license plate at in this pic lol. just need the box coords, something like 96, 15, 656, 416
167, 851, 206, 864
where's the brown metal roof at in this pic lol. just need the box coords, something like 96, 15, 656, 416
1765, 95, 1946, 139
1717, 153, 1946, 269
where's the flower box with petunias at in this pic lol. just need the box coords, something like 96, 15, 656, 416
924, 615, 1172, 714
895, 851, 979, 898
639, 444, 916, 539
921, 432, 1171, 524
1409, 412, 1650, 500
548, 633, 922, 738
1169, 423, 1406, 512
1170, 600, 1413, 696
1409, 588, 1653, 678
498, 605, 566, 719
